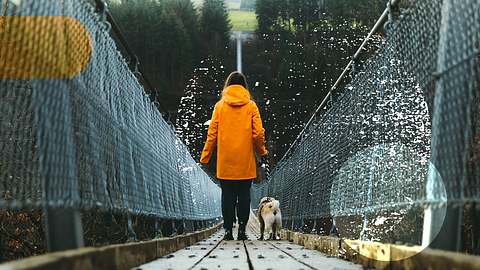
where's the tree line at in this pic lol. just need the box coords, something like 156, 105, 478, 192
175, 0, 387, 163
109, 0, 387, 164
246, 0, 387, 163
108, 0, 232, 116
256, 0, 386, 33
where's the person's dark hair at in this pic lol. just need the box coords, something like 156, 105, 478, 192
224, 71, 249, 89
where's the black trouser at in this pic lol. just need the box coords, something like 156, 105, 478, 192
220, 180, 252, 232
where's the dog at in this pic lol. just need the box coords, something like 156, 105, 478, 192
257, 197, 282, 240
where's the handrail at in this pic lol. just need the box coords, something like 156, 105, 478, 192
275, 0, 400, 167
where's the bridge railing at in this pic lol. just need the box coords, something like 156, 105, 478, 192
253, 0, 480, 252
0, 0, 221, 254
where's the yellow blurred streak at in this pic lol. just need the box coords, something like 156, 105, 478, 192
0, 16, 92, 79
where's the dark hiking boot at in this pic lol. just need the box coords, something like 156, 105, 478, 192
237, 230, 248, 240
224, 230, 234, 241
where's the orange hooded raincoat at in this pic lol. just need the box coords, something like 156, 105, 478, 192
200, 84, 268, 180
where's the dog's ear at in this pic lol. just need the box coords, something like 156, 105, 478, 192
258, 199, 266, 209
260, 197, 270, 205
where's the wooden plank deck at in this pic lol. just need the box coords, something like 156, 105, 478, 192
134, 220, 361, 270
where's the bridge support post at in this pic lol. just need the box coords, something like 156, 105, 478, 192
198, 220, 203, 230
127, 214, 138, 241
422, 0, 478, 251
44, 208, 84, 252
195, 220, 201, 231
329, 217, 339, 237
155, 218, 163, 237
33, 80, 84, 251
160, 219, 174, 236
184, 220, 194, 233
171, 219, 179, 236
175, 219, 185, 235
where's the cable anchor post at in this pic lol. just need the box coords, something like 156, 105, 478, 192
95, 0, 111, 32
95, 0, 107, 21
385, 0, 400, 33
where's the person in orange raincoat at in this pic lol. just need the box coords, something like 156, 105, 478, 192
200, 71, 268, 241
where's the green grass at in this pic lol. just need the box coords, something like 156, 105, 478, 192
229, 10, 257, 32
192, 0, 240, 9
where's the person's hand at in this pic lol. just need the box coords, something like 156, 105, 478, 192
259, 155, 270, 176
199, 162, 215, 178
198, 163, 209, 173
260, 155, 268, 165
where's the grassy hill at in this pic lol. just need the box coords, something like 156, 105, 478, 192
229, 10, 257, 31
192, 0, 240, 9
192, 0, 257, 32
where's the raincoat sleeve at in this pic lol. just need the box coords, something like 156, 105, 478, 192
200, 103, 220, 164
252, 102, 268, 156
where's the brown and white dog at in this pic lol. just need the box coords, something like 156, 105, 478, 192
257, 197, 282, 240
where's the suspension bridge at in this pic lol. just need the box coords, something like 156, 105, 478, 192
1, 0, 479, 269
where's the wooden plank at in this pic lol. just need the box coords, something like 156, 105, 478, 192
391, 245, 480, 270
0, 223, 222, 270
192, 240, 249, 270
281, 229, 480, 270
247, 214, 361, 270
245, 229, 361, 270
270, 241, 362, 270
244, 239, 310, 270
134, 232, 223, 270
134, 224, 362, 270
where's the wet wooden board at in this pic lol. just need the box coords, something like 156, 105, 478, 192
246, 214, 361, 270
134, 232, 223, 270
270, 241, 362, 270
191, 239, 250, 270
135, 220, 362, 270
244, 239, 309, 270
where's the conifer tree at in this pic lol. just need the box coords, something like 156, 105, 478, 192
108, 0, 201, 114
255, 0, 278, 32
199, 0, 232, 58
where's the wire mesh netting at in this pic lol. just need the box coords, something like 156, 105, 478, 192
252, 0, 479, 242
0, 0, 221, 220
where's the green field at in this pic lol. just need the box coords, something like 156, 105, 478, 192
193, 0, 242, 9
229, 10, 257, 32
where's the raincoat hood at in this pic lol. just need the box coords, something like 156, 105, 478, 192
222, 85, 251, 106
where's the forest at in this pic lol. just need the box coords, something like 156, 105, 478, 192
108, 0, 386, 164
111, 0, 385, 166
107, 0, 232, 115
